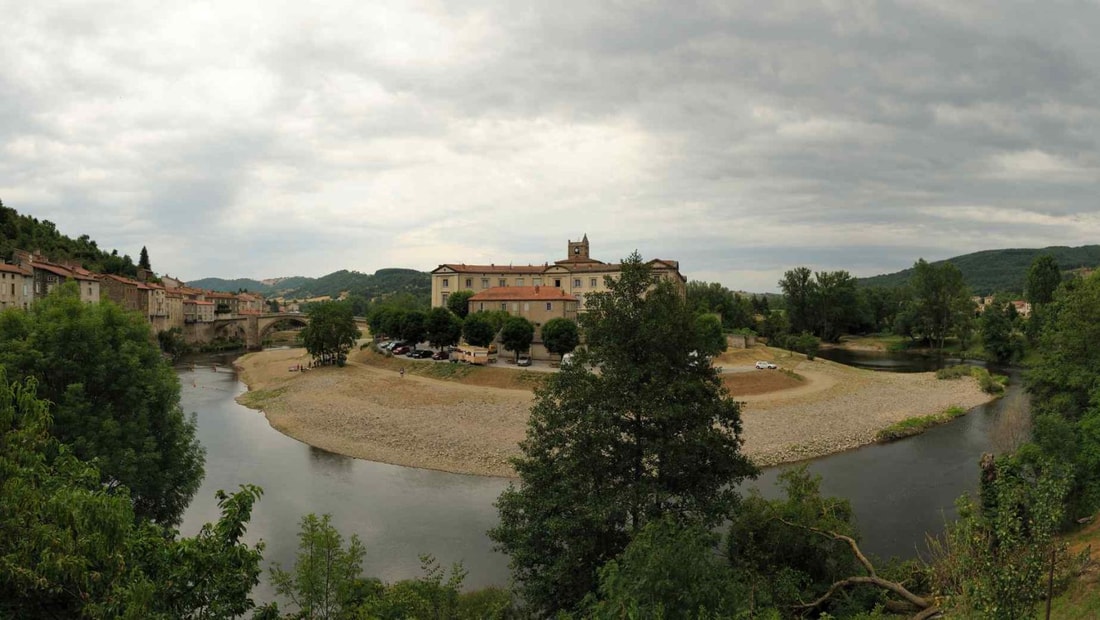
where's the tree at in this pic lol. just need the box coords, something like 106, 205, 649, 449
270, 513, 367, 620
139, 245, 151, 270
446, 290, 476, 319
490, 253, 757, 614
541, 317, 579, 360
398, 309, 428, 345
425, 307, 462, 351
907, 259, 973, 351
0, 283, 203, 526
936, 455, 1071, 619
812, 270, 860, 342
302, 301, 359, 366
0, 369, 266, 618
980, 299, 1019, 363
462, 313, 495, 347
499, 316, 535, 362
1026, 254, 1061, 307
586, 516, 747, 619
1027, 271, 1100, 515
779, 267, 816, 334
694, 313, 726, 356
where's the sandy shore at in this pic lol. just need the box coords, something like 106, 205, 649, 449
234, 347, 995, 477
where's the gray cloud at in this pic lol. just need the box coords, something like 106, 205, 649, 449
2, 0, 1099, 293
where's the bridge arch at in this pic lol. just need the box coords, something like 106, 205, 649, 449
256, 314, 310, 343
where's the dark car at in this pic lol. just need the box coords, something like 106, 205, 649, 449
410, 349, 433, 359
432, 350, 450, 361
391, 345, 411, 355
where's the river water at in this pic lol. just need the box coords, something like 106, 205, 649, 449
179, 349, 1016, 599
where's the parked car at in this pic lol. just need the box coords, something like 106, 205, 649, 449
755, 360, 777, 369
516, 355, 531, 367
409, 349, 433, 359
391, 345, 411, 355
432, 350, 450, 361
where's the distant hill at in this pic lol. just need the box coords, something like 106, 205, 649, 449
858, 245, 1100, 295
188, 268, 431, 305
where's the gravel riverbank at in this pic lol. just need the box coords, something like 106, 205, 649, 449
234, 348, 995, 477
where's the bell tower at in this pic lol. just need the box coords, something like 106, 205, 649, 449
567, 234, 590, 260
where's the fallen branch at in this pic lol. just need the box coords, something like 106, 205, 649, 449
776, 517, 940, 618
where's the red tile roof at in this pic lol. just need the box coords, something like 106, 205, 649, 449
434, 263, 550, 274
0, 264, 31, 276
469, 286, 578, 302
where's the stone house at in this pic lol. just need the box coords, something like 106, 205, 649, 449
468, 285, 579, 360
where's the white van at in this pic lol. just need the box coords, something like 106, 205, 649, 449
560, 353, 575, 367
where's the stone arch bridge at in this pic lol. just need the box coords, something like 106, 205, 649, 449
212, 313, 310, 350
206, 313, 369, 350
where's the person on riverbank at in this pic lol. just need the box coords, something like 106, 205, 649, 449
399, 366, 405, 378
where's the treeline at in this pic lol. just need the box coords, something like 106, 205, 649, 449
192, 268, 432, 307
0, 200, 140, 276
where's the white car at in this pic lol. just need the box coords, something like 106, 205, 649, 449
755, 361, 777, 370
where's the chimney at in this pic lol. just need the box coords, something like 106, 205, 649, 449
535, 285, 540, 293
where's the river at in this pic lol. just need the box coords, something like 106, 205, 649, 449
179, 349, 1016, 601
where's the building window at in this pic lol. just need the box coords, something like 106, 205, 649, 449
499, 278, 506, 287
523, 302, 530, 311
481, 278, 489, 288
501, 302, 507, 311
573, 278, 581, 288
554, 278, 561, 287
442, 278, 449, 288
441, 292, 449, 304
465, 278, 472, 287
479, 302, 485, 311
516, 278, 524, 286
545, 302, 552, 311
590, 278, 597, 287
512, 302, 518, 311
533, 277, 542, 286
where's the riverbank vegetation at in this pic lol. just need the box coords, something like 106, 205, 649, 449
877, 405, 969, 442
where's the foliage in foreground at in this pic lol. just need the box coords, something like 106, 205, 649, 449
0, 369, 265, 618
0, 283, 204, 526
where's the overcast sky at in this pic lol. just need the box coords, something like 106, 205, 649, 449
3, 1, 1099, 292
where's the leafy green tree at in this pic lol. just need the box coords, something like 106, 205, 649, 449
446, 290, 476, 319
425, 307, 462, 351
686, 281, 753, 330
541, 317, 580, 361
490, 253, 756, 614
980, 299, 1020, 363
938, 456, 1070, 619
694, 313, 726, 356
302, 301, 359, 366
907, 259, 973, 350
0, 369, 266, 618
779, 266, 816, 335
1027, 272, 1100, 515
1026, 254, 1061, 307
499, 316, 535, 362
812, 270, 860, 342
0, 284, 203, 526
359, 555, 469, 619
270, 513, 367, 620
399, 309, 428, 345
139, 245, 151, 270
462, 313, 495, 347
726, 467, 864, 615
586, 516, 747, 619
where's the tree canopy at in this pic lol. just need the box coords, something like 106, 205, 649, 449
490, 253, 756, 614
499, 316, 534, 361
0, 284, 203, 525
462, 313, 495, 347
446, 290, 475, 319
540, 317, 579, 359
1026, 254, 1061, 306
302, 301, 359, 365
425, 307, 462, 350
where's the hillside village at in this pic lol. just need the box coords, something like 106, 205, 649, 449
0, 248, 268, 333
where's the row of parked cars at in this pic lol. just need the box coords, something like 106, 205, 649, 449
377, 340, 451, 360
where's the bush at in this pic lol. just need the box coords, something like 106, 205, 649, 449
936, 365, 1007, 395
936, 364, 973, 380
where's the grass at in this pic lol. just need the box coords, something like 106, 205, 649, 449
238, 385, 289, 409
936, 364, 1008, 395
1045, 518, 1100, 618
779, 368, 805, 382
876, 405, 969, 442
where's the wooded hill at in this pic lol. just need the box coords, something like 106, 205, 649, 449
189, 268, 432, 305
858, 245, 1100, 295
0, 201, 140, 276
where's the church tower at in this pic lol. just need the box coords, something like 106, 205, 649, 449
567, 234, 590, 260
